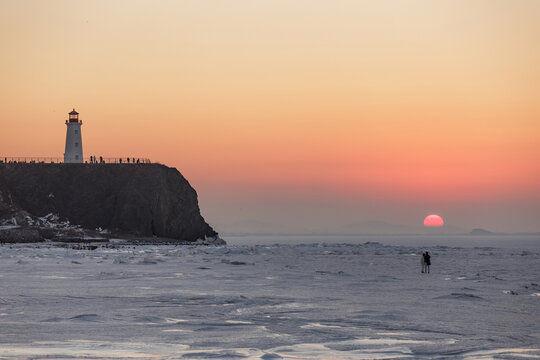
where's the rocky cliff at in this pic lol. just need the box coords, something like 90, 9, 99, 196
0, 163, 218, 242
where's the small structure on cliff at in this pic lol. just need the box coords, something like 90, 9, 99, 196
1, 108, 151, 165
64, 109, 83, 163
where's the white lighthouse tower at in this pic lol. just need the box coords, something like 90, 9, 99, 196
64, 109, 84, 163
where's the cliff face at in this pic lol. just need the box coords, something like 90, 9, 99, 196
0, 163, 217, 242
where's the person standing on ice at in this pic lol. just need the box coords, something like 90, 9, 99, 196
423, 251, 431, 274
421, 252, 426, 273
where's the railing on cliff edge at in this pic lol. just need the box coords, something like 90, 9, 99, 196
0, 157, 152, 164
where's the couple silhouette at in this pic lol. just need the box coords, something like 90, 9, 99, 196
421, 251, 431, 273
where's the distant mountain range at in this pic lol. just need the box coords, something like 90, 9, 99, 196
338, 220, 466, 235
218, 220, 540, 236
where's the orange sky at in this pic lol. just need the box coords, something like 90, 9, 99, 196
1, 1, 539, 233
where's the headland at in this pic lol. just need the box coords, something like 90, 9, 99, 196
0, 162, 222, 245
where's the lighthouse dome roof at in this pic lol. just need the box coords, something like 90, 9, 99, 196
69, 109, 79, 115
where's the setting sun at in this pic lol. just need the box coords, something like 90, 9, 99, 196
424, 214, 444, 227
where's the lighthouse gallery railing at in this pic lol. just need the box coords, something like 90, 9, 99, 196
0, 157, 152, 164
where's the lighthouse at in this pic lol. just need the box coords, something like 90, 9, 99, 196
64, 109, 83, 163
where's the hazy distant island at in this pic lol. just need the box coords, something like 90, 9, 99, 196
0, 162, 223, 245
470, 228, 496, 235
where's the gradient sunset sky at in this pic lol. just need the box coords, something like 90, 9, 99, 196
1, 1, 539, 234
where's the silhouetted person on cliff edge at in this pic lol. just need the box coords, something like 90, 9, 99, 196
423, 252, 431, 274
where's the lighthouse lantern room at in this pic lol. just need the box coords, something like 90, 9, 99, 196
64, 109, 84, 163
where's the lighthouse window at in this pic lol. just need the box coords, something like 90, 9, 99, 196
75, 142, 78, 147
74, 130, 78, 134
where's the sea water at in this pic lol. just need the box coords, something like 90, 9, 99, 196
225, 233, 540, 250
0, 235, 539, 359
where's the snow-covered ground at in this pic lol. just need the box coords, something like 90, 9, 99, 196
0, 236, 539, 359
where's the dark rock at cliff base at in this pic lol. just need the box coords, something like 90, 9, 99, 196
0, 229, 41, 243
0, 163, 217, 242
